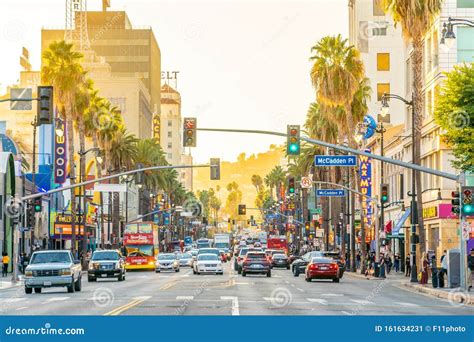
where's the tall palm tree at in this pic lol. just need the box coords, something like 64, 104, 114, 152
251, 175, 263, 193
42, 40, 84, 254
382, 0, 443, 258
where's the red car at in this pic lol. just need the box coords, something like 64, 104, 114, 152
305, 257, 340, 283
219, 251, 227, 263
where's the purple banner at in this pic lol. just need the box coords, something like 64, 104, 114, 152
359, 149, 372, 227
54, 117, 67, 184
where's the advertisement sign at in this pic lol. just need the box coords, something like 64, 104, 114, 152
123, 233, 153, 245
54, 117, 67, 184
152, 113, 161, 142
359, 149, 372, 227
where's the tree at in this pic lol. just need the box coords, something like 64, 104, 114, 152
251, 174, 263, 192
42, 40, 84, 254
382, 0, 443, 255
225, 182, 242, 220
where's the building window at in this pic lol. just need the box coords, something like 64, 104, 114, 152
457, 27, 474, 63
168, 131, 172, 138
167, 153, 172, 159
377, 83, 390, 101
377, 53, 390, 71
168, 120, 172, 127
372, 26, 387, 36
167, 142, 172, 149
458, 0, 474, 8
373, 0, 385, 16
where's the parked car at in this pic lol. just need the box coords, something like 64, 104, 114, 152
177, 252, 193, 267
305, 257, 340, 283
88, 250, 126, 282
242, 251, 271, 277
291, 251, 324, 277
155, 253, 180, 273
24, 250, 82, 294
193, 253, 223, 275
271, 253, 290, 269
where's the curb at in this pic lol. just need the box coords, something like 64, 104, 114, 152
401, 282, 474, 306
344, 271, 390, 281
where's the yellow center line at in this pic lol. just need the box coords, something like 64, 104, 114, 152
103, 296, 151, 316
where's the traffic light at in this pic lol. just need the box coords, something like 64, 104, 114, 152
238, 204, 246, 215
305, 222, 310, 230
288, 177, 295, 194
27, 202, 35, 228
135, 163, 144, 186
210, 158, 220, 180
451, 191, 460, 214
286, 125, 300, 156
381, 184, 389, 204
32, 197, 42, 212
37, 86, 53, 125
183, 117, 197, 147
461, 186, 474, 217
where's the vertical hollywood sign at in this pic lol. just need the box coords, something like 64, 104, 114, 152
359, 150, 372, 227
152, 113, 161, 143
54, 119, 67, 184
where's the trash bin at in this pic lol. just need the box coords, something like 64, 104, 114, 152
374, 262, 380, 277
432, 268, 439, 288
379, 264, 386, 278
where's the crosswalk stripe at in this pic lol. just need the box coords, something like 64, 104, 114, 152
307, 298, 328, 305
42, 297, 70, 304
321, 293, 344, 297
176, 296, 194, 300
350, 299, 374, 305
2, 298, 26, 303
395, 302, 419, 307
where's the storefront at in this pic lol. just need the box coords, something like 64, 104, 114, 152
0, 152, 16, 272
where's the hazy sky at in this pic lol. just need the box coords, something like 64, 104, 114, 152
0, 0, 348, 163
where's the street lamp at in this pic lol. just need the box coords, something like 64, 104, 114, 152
381, 92, 418, 283
440, 17, 474, 50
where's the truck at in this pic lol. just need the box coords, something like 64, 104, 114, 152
267, 236, 288, 254
213, 233, 231, 259
258, 231, 268, 245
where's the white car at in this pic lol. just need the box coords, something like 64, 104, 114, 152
193, 253, 223, 275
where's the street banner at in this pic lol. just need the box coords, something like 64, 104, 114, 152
54, 114, 67, 184
314, 155, 357, 166
359, 149, 373, 227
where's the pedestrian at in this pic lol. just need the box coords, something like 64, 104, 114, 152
468, 248, 474, 291
356, 251, 361, 269
379, 253, 386, 278
405, 253, 411, 277
440, 250, 447, 282
2, 252, 9, 277
394, 253, 400, 273
385, 254, 392, 274
420, 252, 429, 285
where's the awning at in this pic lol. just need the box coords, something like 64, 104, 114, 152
393, 208, 411, 236
384, 220, 393, 234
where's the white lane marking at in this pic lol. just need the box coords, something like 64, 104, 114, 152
284, 280, 289, 284
296, 288, 304, 292
2, 298, 26, 303
307, 298, 328, 305
234, 282, 249, 285
350, 299, 375, 305
176, 296, 194, 300
15, 306, 28, 311
42, 297, 70, 304
321, 293, 344, 297
341, 310, 353, 315
395, 302, 419, 307
135, 296, 151, 301
221, 296, 239, 316
273, 275, 282, 278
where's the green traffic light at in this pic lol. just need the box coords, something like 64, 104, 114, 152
382, 195, 388, 202
289, 188, 295, 193
289, 144, 299, 152
463, 204, 474, 215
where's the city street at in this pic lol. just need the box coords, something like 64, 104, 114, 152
0, 263, 471, 316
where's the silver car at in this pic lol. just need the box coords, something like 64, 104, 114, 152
177, 252, 193, 267
24, 250, 82, 294
155, 253, 180, 273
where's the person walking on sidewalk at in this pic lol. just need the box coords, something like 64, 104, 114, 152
420, 253, 429, 285
405, 253, 411, 277
394, 253, 400, 273
440, 250, 447, 283
468, 248, 474, 291
2, 252, 9, 277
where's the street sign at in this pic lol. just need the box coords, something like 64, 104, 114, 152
314, 155, 357, 167
316, 189, 346, 197
300, 176, 313, 189
315, 229, 324, 237
10, 88, 32, 110
462, 221, 471, 239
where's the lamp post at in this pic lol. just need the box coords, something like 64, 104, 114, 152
381, 93, 418, 283
440, 17, 474, 50
77, 147, 102, 268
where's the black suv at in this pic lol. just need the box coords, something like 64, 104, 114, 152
88, 250, 126, 282
242, 252, 271, 277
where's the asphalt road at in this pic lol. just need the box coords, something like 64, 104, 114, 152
0, 262, 471, 315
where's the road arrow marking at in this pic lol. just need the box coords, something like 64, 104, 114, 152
221, 296, 239, 316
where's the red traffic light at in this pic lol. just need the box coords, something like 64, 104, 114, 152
290, 128, 297, 135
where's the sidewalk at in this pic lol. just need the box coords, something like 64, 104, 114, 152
0, 274, 23, 290
345, 270, 474, 305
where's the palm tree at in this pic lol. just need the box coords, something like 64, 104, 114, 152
382, 0, 443, 259
42, 40, 84, 254
251, 175, 263, 193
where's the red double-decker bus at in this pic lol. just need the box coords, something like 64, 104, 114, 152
123, 222, 159, 270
